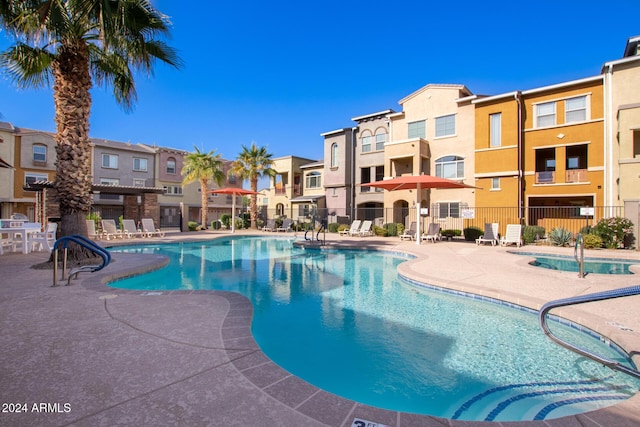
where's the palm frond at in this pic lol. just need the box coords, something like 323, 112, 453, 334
0, 42, 53, 88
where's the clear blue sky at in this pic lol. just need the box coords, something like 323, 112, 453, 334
0, 0, 637, 163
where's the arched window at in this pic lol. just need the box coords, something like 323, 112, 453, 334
361, 131, 372, 153
166, 157, 176, 174
331, 143, 338, 167
435, 156, 464, 179
374, 129, 386, 150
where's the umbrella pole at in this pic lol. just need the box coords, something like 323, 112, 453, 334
416, 183, 422, 245
231, 198, 236, 233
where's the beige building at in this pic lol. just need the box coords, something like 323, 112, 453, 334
0, 122, 16, 218
387, 84, 477, 230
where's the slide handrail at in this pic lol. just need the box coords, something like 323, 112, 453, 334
539, 285, 640, 379
53, 235, 111, 286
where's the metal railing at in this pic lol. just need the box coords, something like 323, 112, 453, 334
53, 235, 111, 286
539, 286, 640, 379
574, 233, 585, 278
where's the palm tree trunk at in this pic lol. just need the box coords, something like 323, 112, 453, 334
200, 178, 208, 229
250, 178, 258, 229
51, 43, 94, 260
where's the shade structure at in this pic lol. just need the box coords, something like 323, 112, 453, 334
209, 187, 261, 233
367, 175, 477, 245
0, 155, 13, 169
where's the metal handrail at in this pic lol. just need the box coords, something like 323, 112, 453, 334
539, 285, 640, 379
574, 233, 585, 278
53, 235, 111, 286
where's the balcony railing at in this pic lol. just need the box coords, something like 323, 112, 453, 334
535, 171, 555, 184
565, 169, 587, 183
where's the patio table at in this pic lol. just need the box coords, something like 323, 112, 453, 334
0, 223, 42, 254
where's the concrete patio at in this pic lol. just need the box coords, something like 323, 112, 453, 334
1, 230, 640, 426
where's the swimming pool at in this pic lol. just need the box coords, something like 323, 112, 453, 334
515, 252, 638, 274
109, 237, 640, 421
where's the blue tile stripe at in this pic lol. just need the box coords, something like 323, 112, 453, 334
451, 377, 611, 419
533, 394, 629, 420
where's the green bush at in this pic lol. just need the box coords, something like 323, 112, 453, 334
441, 229, 462, 237
383, 223, 399, 237
523, 225, 546, 244
327, 222, 340, 233
188, 221, 199, 231
593, 216, 634, 249
220, 214, 231, 229
582, 233, 603, 249
337, 224, 349, 233
463, 226, 483, 241
373, 225, 387, 237
549, 227, 573, 247
86, 212, 102, 228
396, 223, 405, 236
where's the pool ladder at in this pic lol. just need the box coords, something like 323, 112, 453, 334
539, 285, 640, 380
574, 233, 585, 278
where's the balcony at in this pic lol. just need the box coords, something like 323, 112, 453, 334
565, 169, 587, 183
535, 171, 555, 184
275, 187, 286, 195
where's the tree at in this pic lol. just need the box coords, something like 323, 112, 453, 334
228, 143, 276, 229
182, 146, 225, 229
0, 0, 181, 258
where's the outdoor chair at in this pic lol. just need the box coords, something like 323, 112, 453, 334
476, 223, 499, 246
277, 218, 293, 232
421, 223, 441, 243
500, 224, 523, 247
29, 222, 58, 252
399, 222, 416, 241
0, 238, 15, 255
358, 220, 373, 237
141, 218, 165, 238
262, 219, 276, 232
101, 219, 124, 240
122, 219, 146, 238
85, 220, 102, 240
340, 220, 361, 236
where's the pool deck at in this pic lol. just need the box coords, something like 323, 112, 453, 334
1, 230, 640, 426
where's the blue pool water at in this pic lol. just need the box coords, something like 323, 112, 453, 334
109, 237, 640, 421
516, 252, 638, 274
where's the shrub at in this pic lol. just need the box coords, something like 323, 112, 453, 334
337, 224, 349, 234
396, 223, 405, 236
211, 220, 221, 230
86, 212, 102, 228
579, 225, 593, 235
383, 223, 399, 237
220, 214, 231, 229
522, 225, 546, 244
463, 226, 483, 241
593, 217, 634, 249
582, 233, 603, 249
441, 229, 462, 237
327, 222, 340, 233
373, 225, 387, 237
549, 227, 573, 247
188, 221, 199, 231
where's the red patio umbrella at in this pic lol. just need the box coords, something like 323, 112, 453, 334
209, 187, 261, 233
367, 175, 477, 245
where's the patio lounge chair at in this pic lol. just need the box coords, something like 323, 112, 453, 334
101, 219, 124, 240
122, 219, 146, 238
421, 223, 441, 243
339, 220, 361, 236
399, 222, 416, 241
262, 219, 276, 232
141, 218, 165, 238
29, 222, 58, 252
358, 220, 373, 236
476, 223, 499, 246
277, 218, 293, 232
500, 224, 522, 247
85, 220, 102, 240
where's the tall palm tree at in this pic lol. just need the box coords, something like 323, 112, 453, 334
229, 143, 276, 229
182, 146, 225, 229
0, 0, 181, 257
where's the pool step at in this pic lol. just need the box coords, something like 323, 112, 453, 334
451, 378, 634, 421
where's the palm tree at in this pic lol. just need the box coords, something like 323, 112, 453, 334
182, 146, 225, 229
228, 143, 276, 229
0, 1, 181, 257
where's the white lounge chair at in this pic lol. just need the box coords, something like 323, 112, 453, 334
340, 220, 361, 236
476, 223, 499, 246
101, 219, 124, 240
358, 220, 373, 236
29, 222, 58, 252
85, 220, 102, 240
500, 224, 522, 247
122, 219, 145, 238
400, 222, 416, 241
262, 219, 276, 232
141, 218, 165, 238
421, 223, 441, 243
277, 218, 293, 232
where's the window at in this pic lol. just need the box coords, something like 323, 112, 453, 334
436, 202, 461, 219
408, 120, 426, 139
33, 145, 46, 163
305, 171, 321, 188
102, 154, 118, 169
536, 101, 556, 127
166, 158, 176, 174
331, 143, 338, 167
227, 174, 237, 184
100, 178, 119, 185
435, 114, 456, 137
361, 135, 372, 153
133, 179, 146, 187
164, 185, 183, 195
133, 157, 148, 172
634, 130, 640, 158
435, 156, 464, 179
491, 177, 500, 190
566, 144, 588, 169
490, 113, 501, 147
565, 96, 587, 123
375, 131, 386, 150
24, 173, 48, 186
360, 168, 371, 192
